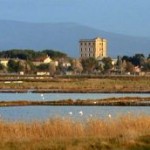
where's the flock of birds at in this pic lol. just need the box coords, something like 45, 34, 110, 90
68, 111, 111, 118
40, 94, 112, 118
41, 94, 45, 100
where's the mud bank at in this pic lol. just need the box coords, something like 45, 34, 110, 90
0, 97, 149, 107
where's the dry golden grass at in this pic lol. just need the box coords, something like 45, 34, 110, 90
0, 115, 149, 150
0, 77, 149, 92
0, 115, 149, 140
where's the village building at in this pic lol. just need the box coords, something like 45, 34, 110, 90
79, 37, 107, 59
0, 58, 9, 67
36, 72, 50, 76
32, 55, 52, 66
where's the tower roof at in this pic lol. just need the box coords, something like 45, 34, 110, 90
79, 37, 106, 42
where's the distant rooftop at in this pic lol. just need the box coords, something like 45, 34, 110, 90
79, 37, 106, 42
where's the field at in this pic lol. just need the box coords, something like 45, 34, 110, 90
0, 75, 149, 93
0, 115, 149, 150
0, 75, 149, 149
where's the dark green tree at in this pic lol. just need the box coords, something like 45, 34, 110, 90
102, 57, 113, 73
7, 60, 23, 73
0, 63, 5, 71
81, 57, 98, 73
36, 63, 49, 71
43, 49, 67, 59
131, 54, 145, 67
142, 59, 150, 71
0, 49, 67, 60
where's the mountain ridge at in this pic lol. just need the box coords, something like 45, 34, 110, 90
0, 20, 149, 58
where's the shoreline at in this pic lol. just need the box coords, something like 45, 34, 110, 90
0, 89, 149, 93
0, 97, 150, 107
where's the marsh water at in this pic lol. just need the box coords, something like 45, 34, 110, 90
0, 93, 149, 121
0, 93, 149, 101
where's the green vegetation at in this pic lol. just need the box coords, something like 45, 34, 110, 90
0, 49, 67, 60
122, 54, 150, 72
81, 57, 98, 73
36, 63, 49, 71
0, 49, 69, 74
101, 57, 113, 73
0, 49, 150, 75
0, 115, 149, 150
7, 59, 23, 73
43, 49, 67, 59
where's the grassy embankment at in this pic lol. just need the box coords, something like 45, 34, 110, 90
0, 76, 149, 93
0, 115, 149, 150
0, 97, 150, 106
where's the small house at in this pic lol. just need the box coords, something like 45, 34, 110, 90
32, 55, 52, 66
0, 58, 9, 67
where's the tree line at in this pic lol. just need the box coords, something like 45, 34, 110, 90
0, 49, 67, 60
0, 49, 68, 74
0, 49, 149, 75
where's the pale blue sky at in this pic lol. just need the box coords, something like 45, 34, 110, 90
0, 0, 150, 37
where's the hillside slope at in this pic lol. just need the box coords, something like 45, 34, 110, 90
0, 20, 150, 57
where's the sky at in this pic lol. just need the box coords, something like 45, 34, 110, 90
0, 0, 150, 37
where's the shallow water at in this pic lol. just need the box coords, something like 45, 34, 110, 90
0, 93, 149, 101
0, 93, 149, 121
0, 105, 149, 122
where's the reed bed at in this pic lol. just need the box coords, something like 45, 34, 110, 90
0, 77, 149, 92
0, 115, 149, 149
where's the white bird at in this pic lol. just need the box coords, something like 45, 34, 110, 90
90, 114, 93, 117
108, 114, 112, 118
40, 94, 45, 100
79, 111, 83, 116
68, 112, 73, 115
94, 101, 97, 104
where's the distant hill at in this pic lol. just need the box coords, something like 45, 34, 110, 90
0, 20, 150, 58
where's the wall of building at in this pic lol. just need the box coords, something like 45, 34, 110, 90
79, 37, 107, 59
